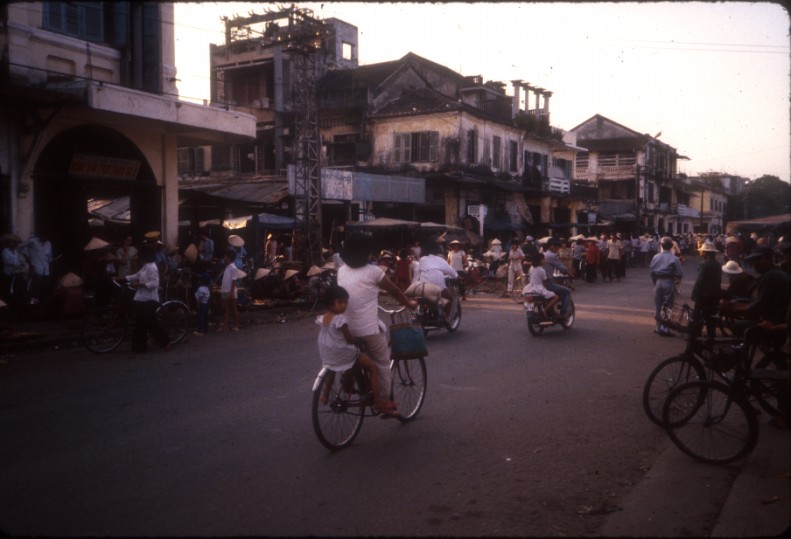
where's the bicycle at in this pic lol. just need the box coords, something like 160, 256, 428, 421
81, 280, 190, 353
511, 272, 529, 303
310, 306, 427, 450
660, 327, 789, 465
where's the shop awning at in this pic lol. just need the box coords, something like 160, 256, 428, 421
180, 179, 289, 206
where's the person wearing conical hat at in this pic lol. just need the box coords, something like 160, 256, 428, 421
691, 241, 722, 340
52, 273, 87, 317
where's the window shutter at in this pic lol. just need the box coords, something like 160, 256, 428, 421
402, 133, 412, 163
429, 131, 439, 162
393, 133, 401, 163
83, 3, 104, 41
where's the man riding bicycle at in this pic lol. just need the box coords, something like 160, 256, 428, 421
543, 239, 572, 319
405, 238, 458, 325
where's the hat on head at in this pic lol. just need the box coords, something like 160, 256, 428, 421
449, 240, 461, 246
144, 231, 161, 240
744, 246, 773, 261
750, 232, 758, 239
235, 269, 247, 279
284, 269, 299, 280
227, 234, 244, 247
616, 233, 622, 239
267, 233, 273, 240
60, 272, 84, 288
721, 260, 743, 274
491, 238, 502, 245
380, 250, 394, 259
254, 268, 271, 280
184, 243, 198, 263
84, 237, 109, 251
306, 265, 322, 277
525, 236, 534, 242
321, 262, 336, 271
725, 236, 738, 245
698, 241, 718, 253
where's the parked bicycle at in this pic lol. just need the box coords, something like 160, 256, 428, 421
661, 326, 789, 465
81, 280, 190, 353
310, 306, 427, 450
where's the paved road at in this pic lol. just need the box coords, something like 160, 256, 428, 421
0, 259, 772, 536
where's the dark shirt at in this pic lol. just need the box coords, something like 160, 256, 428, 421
692, 258, 722, 301
745, 267, 791, 323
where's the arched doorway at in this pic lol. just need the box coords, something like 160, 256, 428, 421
32, 125, 161, 273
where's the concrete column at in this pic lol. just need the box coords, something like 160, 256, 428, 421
510, 80, 522, 118
161, 133, 179, 248
543, 91, 552, 121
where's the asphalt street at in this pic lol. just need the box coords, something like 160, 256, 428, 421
0, 258, 786, 536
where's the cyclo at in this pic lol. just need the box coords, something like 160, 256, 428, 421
311, 306, 427, 450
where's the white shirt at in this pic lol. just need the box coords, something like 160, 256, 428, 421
195, 285, 211, 304
24, 237, 52, 276
316, 313, 359, 371
418, 254, 458, 289
221, 263, 239, 296
125, 262, 160, 302
337, 264, 385, 336
447, 250, 466, 271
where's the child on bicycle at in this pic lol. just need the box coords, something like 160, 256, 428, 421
316, 285, 399, 418
523, 253, 560, 316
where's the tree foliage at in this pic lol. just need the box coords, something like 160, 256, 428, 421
743, 175, 791, 219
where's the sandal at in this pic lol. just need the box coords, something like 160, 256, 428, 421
374, 401, 401, 418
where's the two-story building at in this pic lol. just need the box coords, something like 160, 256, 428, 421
686, 175, 730, 234
1, 1, 255, 271
570, 114, 691, 235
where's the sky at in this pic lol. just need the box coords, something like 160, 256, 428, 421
174, 1, 790, 182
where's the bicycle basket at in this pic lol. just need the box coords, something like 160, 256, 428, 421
659, 304, 692, 333
390, 323, 428, 359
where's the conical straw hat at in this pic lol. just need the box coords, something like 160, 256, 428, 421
84, 237, 109, 251
60, 272, 84, 287
284, 269, 299, 280
227, 234, 244, 247
184, 243, 198, 263
254, 268, 271, 280
306, 265, 322, 277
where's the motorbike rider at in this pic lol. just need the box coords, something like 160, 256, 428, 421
406, 238, 459, 325
543, 238, 572, 319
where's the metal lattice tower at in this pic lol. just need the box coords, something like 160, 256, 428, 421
221, 5, 330, 267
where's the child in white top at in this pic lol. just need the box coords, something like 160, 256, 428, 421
523, 253, 560, 315
194, 274, 211, 335
316, 285, 399, 418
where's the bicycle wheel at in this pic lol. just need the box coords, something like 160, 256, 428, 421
81, 306, 126, 353
445, 300, 461, 332
312, 368, 365, 450
663, 380, 758, 465
157, 300, 190, 345
560, 300, 575, 329
511, 275, 525, 303
642, 354, 706, 426
750, 349, 790, 419
391, 357, 427, 422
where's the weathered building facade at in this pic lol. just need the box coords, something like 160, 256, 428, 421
0, 1, 255, 271
570, 114, 693, 234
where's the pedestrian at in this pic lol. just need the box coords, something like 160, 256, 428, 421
22, 233, 52, 305
395, 248, 413, 292
336, 233, 417, 418
194, 273, 211, 335
1, 233, 29, 305
639, 234, 650, 267
219, 249, 241, 332
618, 233, 629, 278
198, 228, 215, 263
51, 272, 86, 317
598, 233, 610, 280
265, 233, 278, 265
227, 235, 246, 270
505, 239, 525, 297
650, 237, 683, 337
585, 237, 599, 283
121, 245, 171, 353
606, 234, 621, 282
447, 240, 467, 299
691, 241, 722, 341
571, 237, 586, 280
116, 235, 138, 278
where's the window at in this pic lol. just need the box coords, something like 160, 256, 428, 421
177, 149, 191, 175
576, 153, 589, 170
342, 42, 354, 61
467, 130, 477, 164
393, 131, 438, 163
43, 2, 104, 42
492, 136, 501, 169
509, 141, 518, 172
648, 182, 655, 203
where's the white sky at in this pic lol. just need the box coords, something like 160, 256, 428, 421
174, 1, 790, 182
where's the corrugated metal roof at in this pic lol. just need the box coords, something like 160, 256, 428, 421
179, 179, 288, 205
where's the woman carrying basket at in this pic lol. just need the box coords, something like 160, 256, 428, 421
336, 234, 417, 417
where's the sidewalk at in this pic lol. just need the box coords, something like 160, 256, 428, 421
0, 303, 308, 355
602, 417, 790, 537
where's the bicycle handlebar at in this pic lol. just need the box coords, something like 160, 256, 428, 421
378, 305, 408, 315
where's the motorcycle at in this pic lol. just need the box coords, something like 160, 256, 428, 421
412, 277, 462, 334
523, 291, 575, 336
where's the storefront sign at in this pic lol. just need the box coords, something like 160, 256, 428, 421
69, 154, 141, 181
